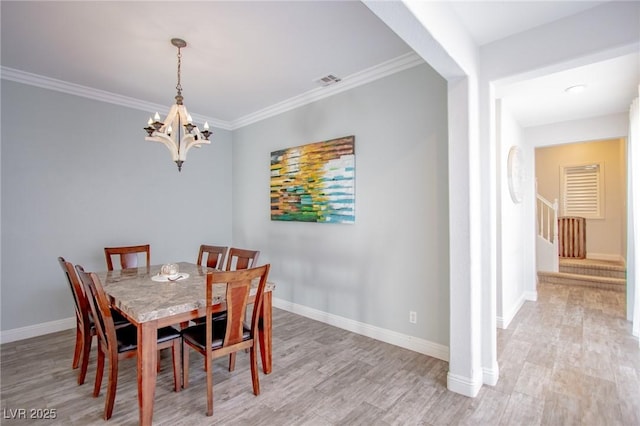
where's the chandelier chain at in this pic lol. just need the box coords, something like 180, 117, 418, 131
176, 47, 182, 94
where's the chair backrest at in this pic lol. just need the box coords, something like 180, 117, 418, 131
75, 265, 117, 357
58, 257, 91, 327
205, 265, 270, 348
224, 248, 260, 271
197, 245, 228, 269
104, 244, 150, 271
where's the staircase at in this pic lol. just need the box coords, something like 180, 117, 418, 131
537, 258, 626, 292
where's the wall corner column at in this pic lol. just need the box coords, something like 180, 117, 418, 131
446, 76, 484, 397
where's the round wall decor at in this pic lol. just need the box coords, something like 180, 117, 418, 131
507, 146, 524, 203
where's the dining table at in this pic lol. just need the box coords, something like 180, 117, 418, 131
96, 261, 275, 426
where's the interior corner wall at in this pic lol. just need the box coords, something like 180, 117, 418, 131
230, 63, 451, 345
0, 80, 233, 333
363, 0, 486, 393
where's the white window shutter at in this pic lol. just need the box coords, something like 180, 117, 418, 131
561, 163, 603, 219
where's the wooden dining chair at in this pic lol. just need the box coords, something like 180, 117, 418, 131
58, 257, 130, 386
225, 247, 260, 271
181, 264, 270, 417
58, 257, 95, 385
224, 248, 261, 370
104, 244, 150, 271
75, 265, 181, 421
194, 245, 229, 326
197, 245, 228, 269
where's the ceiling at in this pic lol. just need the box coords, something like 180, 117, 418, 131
449, 1, 611, 46
1, 1, 637, 129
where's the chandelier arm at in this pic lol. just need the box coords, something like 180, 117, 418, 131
146, 134, 179, 162
177, 134, 197, 162
179, 135, 211, 162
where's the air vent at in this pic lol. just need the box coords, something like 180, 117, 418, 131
315, 74, 342, 87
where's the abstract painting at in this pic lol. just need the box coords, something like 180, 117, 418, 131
270, 136, 355, 223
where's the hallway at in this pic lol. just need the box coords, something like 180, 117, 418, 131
495, 282, 639, 424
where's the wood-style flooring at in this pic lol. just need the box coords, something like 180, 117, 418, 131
1, 282, 639, 425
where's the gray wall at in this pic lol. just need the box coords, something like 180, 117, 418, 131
1, 80, 233, 330
231, 64, 451, 344
1, 63, 450, 346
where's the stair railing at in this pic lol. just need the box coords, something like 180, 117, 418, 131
537, 194, 558, 244
536, 192, 559, 273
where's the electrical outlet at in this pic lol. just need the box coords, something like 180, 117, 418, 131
409, 311, 417, 324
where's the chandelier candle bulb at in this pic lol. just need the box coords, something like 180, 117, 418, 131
200, 121, 212, 140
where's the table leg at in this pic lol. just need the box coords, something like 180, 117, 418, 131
258, 291, 272, 374
138, 321, 157, 426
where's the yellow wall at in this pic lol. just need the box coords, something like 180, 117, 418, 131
535, 138, 626, 260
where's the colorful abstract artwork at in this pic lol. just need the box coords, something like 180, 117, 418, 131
270, 136, 355, 223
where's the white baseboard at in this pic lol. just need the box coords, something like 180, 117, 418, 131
496, 294, 525, 330
496, 291, 537, 330
273, 297, 449, 362
447, 371, 483, 397
483, 361, 500, 386
4, 300, 453, 365
587, 253, 625, 264
0, 317, 75, 344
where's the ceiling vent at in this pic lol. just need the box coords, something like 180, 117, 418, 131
315, 74, 342, 87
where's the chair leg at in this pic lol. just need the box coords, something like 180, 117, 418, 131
249, 345, 260, 396
228, 352, 236, 372
156, 349, 162, 373
206, 353, 213, 417
93, 345, 105, 397
182, 343, 190, 389
78, 328, 92, 385
72, 324, 83, 369
103, 353, 118, 420
171, 341, 181, 392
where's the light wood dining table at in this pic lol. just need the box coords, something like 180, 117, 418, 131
97, 262, 275, 426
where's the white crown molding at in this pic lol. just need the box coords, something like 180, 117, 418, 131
230, 51, 425, 129
0, 66, 232, 131
2, 51, 423, 133
273, 296, 449, 362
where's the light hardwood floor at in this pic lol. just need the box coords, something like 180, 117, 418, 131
2, 282, 639, 425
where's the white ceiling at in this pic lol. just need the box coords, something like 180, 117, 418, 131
1, 1, 637, 129
449, 1, 611, 46
497, 52, 639, 128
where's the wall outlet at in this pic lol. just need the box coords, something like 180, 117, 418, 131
409, 311, 417, 324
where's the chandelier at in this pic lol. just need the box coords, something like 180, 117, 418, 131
144, 38, 211, 171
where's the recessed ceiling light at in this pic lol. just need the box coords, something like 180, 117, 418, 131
565, 84, 586, 94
